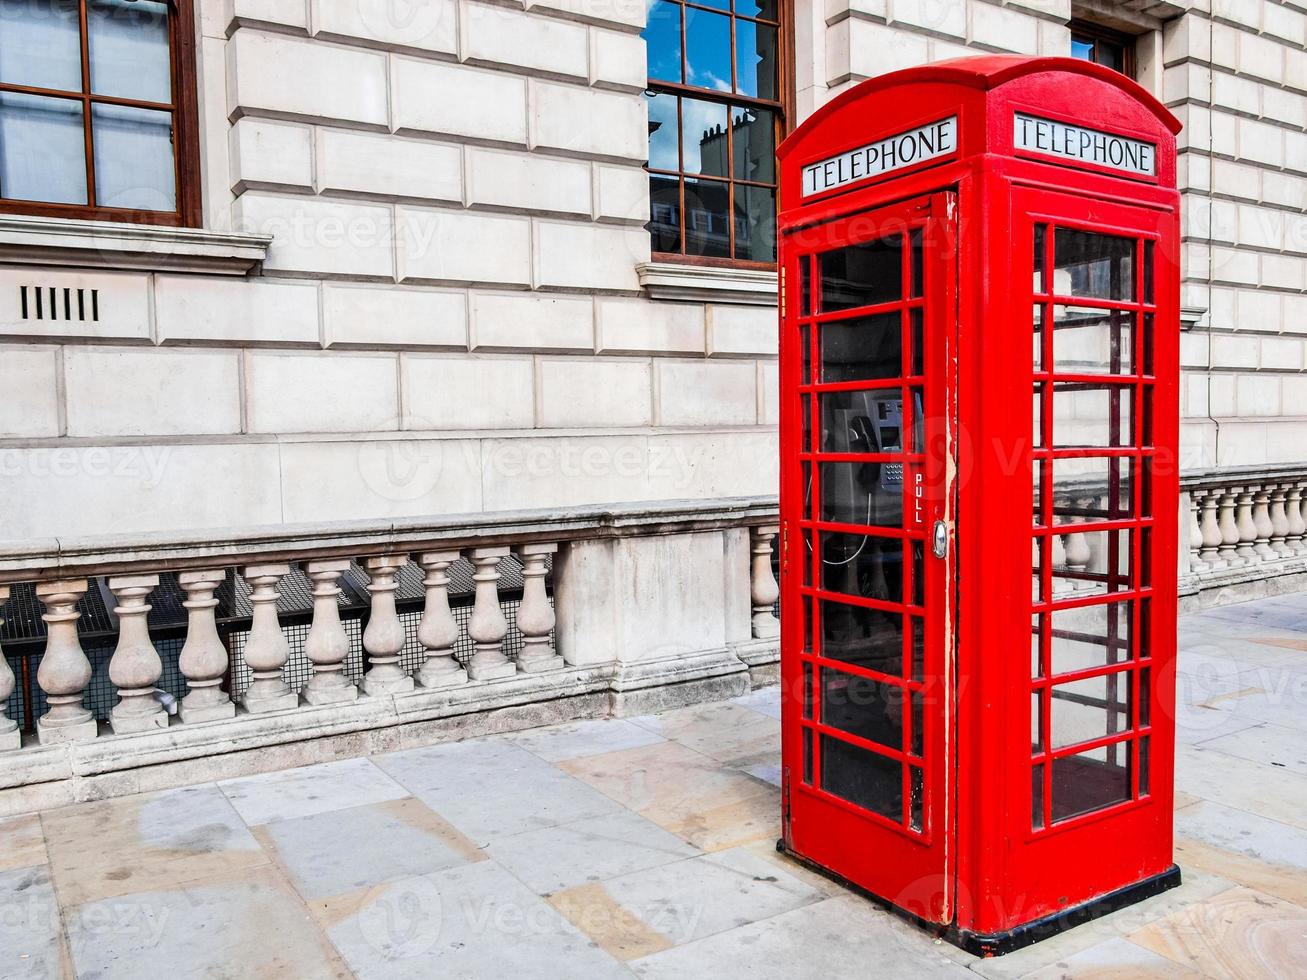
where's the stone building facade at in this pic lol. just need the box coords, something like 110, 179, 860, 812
0, 0, 1302, 805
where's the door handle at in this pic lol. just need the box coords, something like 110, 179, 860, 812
932, 520, 948, 559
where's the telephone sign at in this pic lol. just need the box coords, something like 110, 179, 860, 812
776, 56, 1181, 956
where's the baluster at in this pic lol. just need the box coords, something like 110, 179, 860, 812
414, 551, 468, 688
362, 555, 414, 695
1288, 481, 1307, 556
241, 564, 298, 712
0, 587, 18, 751
1234, 487, 1259, 564
35, 579, 97, 744
107, 574, 166, 733
1186, 491, 1207, 574
1197, 488, 1226, 571
1050, 531, 1069, 594
178, 570, 235, 723
750, 525, 781, 640
1063, 523, 1092, 590
1217, 487, 1243, 567
1269, 483, 1294, 558
515, 543, 563, 673
467, 546, 515, 681
302, 560, 357, 705
1252, 486, 1277, 560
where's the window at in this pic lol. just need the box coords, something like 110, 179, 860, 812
642, 0, 785, 266
1070, 19, 1136, 79
0, 0, 200, 226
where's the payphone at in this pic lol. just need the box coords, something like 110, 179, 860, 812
776, 56, 1181, 954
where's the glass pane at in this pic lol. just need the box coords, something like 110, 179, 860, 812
910, 309, 923, 376
819, 237, 902, 311
1052, 383, 1132, 447
0, 0, 82, 90
735, 0, 778, 19
681, 96, 729, 176
1031, 614, 1043, 677
733, 183, 775, 262
1070, 37, 1094, 61
1053, 306, 1133, 374
819, 462, 901, 528
1051, 744, 1131, 822
91, 103, 176, 211
732, 106, 774, 183
684, 6, 731, 92
819, 312, 901, 384
649, 174, 681, 252
910, 230, 923, 298
734, 20, 778, 99
820, 388, 905, 453
1051, 528, 1131, 597
820, 734, 901, 821
1051, 456, 1132, 523
908, 615, 923, 680
643, 0, 682, 84
1053, 228, 1135, 301
1032, 691, 1044, 752
1143, 242, 1155, 304
645, 92, 679, 171
1050, 602, 1131, 675
1032, 764, 1045, 829
819, 600, 902, 673
821, 669, 903, 750
683, 177, 729, 258
800, 257, 811, 316
1033, 224, 1046, 293
1139, 736, 1150, 796
1051, 672, 1131, 749
802, 727, 813, 783
909, 766, 923, 831
0, 92, 86, 205
88, 0, 171, 103
1034, 304, 1046, 371
819, 531, 905, 607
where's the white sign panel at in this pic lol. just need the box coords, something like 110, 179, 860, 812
802, 117, 958, 198
1013, 113, 1156, 177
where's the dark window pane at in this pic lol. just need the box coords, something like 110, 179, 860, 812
909, 615, 923, 680
88, 0, 171, 103
1033, 224, 1046, 293
734, 184, 774, 261
819, 600, 901, 673
0, 0, 82, 90
819, 530, 905, 607
684, 6, 731, 92
1051, 745, 1131, 822
682, 97, 730, 176
643, 0, 683, 84
820, 237, 902, 311
649, 174, 681, 253
0, 92, 86, 205
800, 256, 811, 316
819, 312, 901, 384
734, 20, 778, 99
820, 389, 907, 456
820, 734, 901, 821
646, 92, 679, 170
909, 766, 923, 831
802, 727, 813, 783
821, 669, 903, 750
1139, 736, 1150, 796
1054, 228, 1135, 301
819, 462, 901, 528
92, 104, 176, 211
683, 177, 730, 257
732, 106, 775, 183
1032, 764, 1045, 829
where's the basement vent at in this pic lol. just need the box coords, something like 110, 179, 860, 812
19, 285, 99, 323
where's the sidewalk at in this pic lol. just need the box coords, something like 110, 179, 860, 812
4, 591, 1307, 979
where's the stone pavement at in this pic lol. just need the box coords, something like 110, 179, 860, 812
4, 591, 1307, 979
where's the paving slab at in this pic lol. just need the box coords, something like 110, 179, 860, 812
0, 865, 67, 980
506, 718, 666, 763
219, 756, 409, 826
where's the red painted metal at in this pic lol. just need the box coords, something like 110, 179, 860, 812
776, 56, 1181, 947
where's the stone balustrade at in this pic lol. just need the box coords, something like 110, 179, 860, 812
0, 499, 780, 813
1179, 468, 1307, 608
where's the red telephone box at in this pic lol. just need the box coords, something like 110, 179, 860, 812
775, 56, 1181, 954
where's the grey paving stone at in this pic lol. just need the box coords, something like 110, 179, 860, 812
507, 718, 666, 763
219, 757, 409, 826
374, 737, 623, 846
324, 859, 632, 980
0, 866, 64, 980
485, 809, 700, 895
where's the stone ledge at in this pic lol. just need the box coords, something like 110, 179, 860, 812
0, 216, 272, 276
0, 647, 771, 816
638, 262, 778, 307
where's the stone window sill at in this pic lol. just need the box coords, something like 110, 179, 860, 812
0, 215, 272, 276
637, 261, 778, 307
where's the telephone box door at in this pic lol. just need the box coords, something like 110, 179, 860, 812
781, 191, 957, 923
